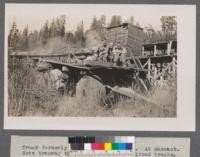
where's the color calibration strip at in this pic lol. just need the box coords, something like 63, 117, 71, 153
68, 136, 135, 151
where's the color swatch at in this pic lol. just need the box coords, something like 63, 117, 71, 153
68, 136, 135, 151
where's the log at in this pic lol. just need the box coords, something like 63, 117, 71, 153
105, 85, 158, 106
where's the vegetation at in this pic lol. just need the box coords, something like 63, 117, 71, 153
8, 15, 177, 53
7, 15, 177, 117
8, 58, 176, 117
144, 16, 177, 43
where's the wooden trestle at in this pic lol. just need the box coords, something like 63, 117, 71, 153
136, 54, 177, 83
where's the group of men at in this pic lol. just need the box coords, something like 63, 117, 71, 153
86, 42, 128, 66
38, 42, 128, 96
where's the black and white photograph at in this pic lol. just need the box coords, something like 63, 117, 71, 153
4, 4, 196, 131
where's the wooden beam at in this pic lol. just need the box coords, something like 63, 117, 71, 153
154, 44, 157, 56
142, 59, 149, 69
172, 57, 176, 74
105, 85, 159, 106
147, 58, 151, 80
154, 62, 173, 80
138, 78, 150, 95
153, 65, 158, 80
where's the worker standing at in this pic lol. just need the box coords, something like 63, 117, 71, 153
113, 43, 127, 66
61, 66, 70, 95
49, 66, 69, 96
120, 45, 127, 66
98, 42, 108, 61
107, 42, 114, 62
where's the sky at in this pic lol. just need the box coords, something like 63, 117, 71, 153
6, 4, 178, 32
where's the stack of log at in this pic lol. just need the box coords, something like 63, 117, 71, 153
106, 23, 145, 56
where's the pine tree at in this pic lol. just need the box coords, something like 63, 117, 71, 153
8, 21, 20, 52
144, 25, 155, 43
49, 19, 56, 37
75, 21, 85, 46
109, 15, 122, 27
98, 15, 106, 40
55, 15, 66, 37
160, 16, 177, 41
99, 15, 106, 28
59, 15, 66, 37
28, 30, 40, 50
90, 16, 99, 30
65, 32, 75, 43
40, 20, 49, 46
160, 16, 177, 33
18, 25, 29, 51
129, 16, 134, 25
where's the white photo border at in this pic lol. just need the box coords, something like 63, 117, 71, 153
4, 4, 196, 131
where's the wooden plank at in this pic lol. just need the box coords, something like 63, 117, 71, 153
141, 60, 149, 69
131, 56, 140, 69
41, 59, 150, 72
105, 85, 158, 106
9, 52, 93, 58
39, 59, 92, 70
138, 78, 150, 95
137, 54, 177, 64
84, 60, 114, 67
147, 58, 151, 80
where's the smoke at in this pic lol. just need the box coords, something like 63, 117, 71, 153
31, 30, 103, 55
85, 30, 102, 48
45, 37, 67, 53
32, 37, 74, 55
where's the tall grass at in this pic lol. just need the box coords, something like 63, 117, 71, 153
113, 79, 177, 117
8, 58, 59, 116
8, 58, 177, 117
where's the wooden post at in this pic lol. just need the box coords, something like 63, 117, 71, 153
147, 58, 151, 81
168, 63, 171, 74
142, 60, 149, 69
167, 41, 172, 55
142, 46, 145, 56
160, 63, 164, 81
172, 57, 176, 75
154, 44, 157, 56
154, 65, 157, 79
